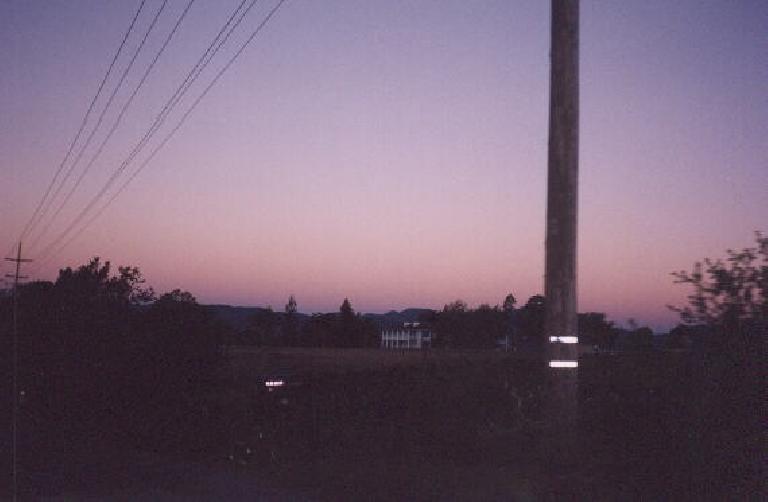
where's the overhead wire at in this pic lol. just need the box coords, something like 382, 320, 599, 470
35, 0, 287, 270
31, 0, 255, 266
27, 0, 171, 255
14, 0, 148, 250
32, 0, 286, 271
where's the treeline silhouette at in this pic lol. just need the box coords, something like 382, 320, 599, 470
230, 297, 380, 348
228, 292, 634, 352
0, 232, 763, 498
0, 258, 223, 494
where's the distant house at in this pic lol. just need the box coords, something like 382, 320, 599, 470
381, 322, 432, 349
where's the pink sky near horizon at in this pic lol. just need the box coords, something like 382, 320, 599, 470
2, 1, 767, 332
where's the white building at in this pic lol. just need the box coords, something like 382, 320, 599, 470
381, 322, 432, 349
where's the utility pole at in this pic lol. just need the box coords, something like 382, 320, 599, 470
5, 241, 32, 502
543, 0, 579, 462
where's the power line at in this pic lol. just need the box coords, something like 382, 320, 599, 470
33, 0, 288, 272
31, 0, 254, 268
16, 0, 148, 247
33, 0, 278, 269
27, 0, 170, 254
31, 0, 161, 237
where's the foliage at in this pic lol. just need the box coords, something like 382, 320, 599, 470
433, 296, 515, 349
285, 294, 298, 315
669, 234, 766, 494
305, 312, 337, 347
283, 295, 299, 345
249, 306, 277, 346
433, 300, 474, 348
340, 297, 354, 320
627, 326, 654, 351
578, 312, 618, 350
670, 232, 767, 331
502, 293, 517, 312
273, 298, 377, 348
338, 298, 355, 347
0, 257, 223, 471
515, 295, 546, 351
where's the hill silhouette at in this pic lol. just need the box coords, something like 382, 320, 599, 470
205, 305, 435, 334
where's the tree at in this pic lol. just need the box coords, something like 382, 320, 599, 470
3, 258, 151, 471
444, 299, 468, 313
629, 326, 654, 352
0, 257, 225, 471
285, 294, 298, 315
132, 286, 222, 453
499, 293, 518, 349
356, 313, 380, 348
670, 231, 767, 333
144, 288, 220, 386
433, 300, 470, 348
578, 312, 617, 350
250, 306, 277, 346
156, 288, 195, 304
502, 293, 517, 312
307, 313, 335, 347
283, 295, 299, 345
669, 233, 766, 492
517, 295, 546, 352
433, 300, 505, 349
473, 304, 506, 348
340, 298, 354, 319
338, 298, 355, 347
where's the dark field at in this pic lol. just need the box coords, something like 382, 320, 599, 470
216, 348, 763, 500
7, 348, 764, 500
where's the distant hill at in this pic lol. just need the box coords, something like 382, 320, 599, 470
204, 305, 309, 332
363, 308, 436, 328
205, 305, 435, 332
205, 305, 264, 332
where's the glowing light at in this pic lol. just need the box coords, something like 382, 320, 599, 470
549, 360, 578, 368
265, 380, 285, 387
549, 336, 578, 344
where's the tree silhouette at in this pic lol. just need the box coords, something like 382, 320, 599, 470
433, 300, 505, 348
284, 294, 299, 345
669, 233, 766, 492
502, 293, 517, 312
670, 231, 767, 334
578, 312, 618, 350
139, 287, 221, 452
339, 298, 355, 347
340, 298, 354, 320
307, 313, 335, 347
473, 304, 506, 348
249, 306, 276, 346
517, 295, 546, 352
0, 257, 224, 480
433, 300, 469, 347
286, 294, 298, 315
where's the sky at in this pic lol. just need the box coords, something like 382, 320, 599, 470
1, 0, 766, 331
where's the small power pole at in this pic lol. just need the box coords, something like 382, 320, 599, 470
5, 241, 32, 502
543, 0, 579, 462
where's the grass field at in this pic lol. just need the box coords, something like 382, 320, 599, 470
17, 347, 761, 499
217, 347, 763, 499
224, 345, 521, 379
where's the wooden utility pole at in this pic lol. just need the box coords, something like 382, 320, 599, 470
544, 0, 579, 460
5, 241, 32, 502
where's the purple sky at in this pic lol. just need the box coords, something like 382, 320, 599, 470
2, 1, 766, 331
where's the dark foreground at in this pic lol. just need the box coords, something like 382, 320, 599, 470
5, 349, 765, 500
